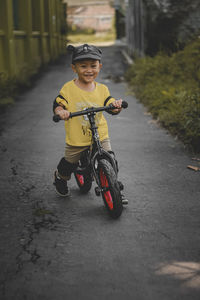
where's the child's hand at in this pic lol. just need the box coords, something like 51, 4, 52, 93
111, 99, 123, 113
55, 108, 70, 120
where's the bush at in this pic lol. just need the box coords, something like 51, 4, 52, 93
0, 73, 17, 108
126, 37, 200, 152
0, 59, 41, 110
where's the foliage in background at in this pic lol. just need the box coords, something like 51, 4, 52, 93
0, 62, 41, 110
0, 74, 17, 108
143, 0, 200, 55
126, 37, 200, 152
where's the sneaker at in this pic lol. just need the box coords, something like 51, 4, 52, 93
121, 194, 128, 205
54, 171, 70, 197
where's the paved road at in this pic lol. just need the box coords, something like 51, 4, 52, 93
0, 45, 200, 300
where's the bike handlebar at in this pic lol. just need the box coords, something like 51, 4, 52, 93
53, 101, 128, 123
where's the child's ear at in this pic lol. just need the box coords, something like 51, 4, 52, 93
99, 63, 102, 71
71, 64, 76, 73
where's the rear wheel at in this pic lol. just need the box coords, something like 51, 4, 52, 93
98, 159, 123, 218
74, 170, 92, 194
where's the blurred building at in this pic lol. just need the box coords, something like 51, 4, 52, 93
0, 0, 67, 81
65, 0, 114, 33
123, 0, 144, 55
113, 0, 126, 40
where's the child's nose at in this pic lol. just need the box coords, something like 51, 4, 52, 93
86, 67, 92, 72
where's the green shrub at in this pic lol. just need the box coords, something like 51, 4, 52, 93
0, 60, 41, 109
0, 73, 17, 108
126, 37, 200, 152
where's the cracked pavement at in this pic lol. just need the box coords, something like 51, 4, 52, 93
0, 45, 200, 300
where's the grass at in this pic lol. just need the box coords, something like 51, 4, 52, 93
125, 37, 200, 152
0, 75, 17, 109
0, 61, 42, 110
68, 32, 115, 44
67, 26, 116, 44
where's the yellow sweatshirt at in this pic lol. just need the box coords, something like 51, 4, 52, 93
56, 79, 114, 146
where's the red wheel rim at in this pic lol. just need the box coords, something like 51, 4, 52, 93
76, 174, 84, 186
100, 168, 113, 210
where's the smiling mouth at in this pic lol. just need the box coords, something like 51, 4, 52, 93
84, 75, 93, 79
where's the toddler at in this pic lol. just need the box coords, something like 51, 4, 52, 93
53, 44, 128, 205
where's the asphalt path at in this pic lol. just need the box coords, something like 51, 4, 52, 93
0, 45, 200, 300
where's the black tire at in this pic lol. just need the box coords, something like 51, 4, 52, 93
74, 170, 92, 194
98, 159, 123, 218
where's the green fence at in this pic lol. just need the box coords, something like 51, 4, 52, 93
0, 0, 67, 81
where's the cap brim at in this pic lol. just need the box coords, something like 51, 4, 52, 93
73, 53, 101, 62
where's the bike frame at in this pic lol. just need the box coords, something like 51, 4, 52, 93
71, 108, 118, 190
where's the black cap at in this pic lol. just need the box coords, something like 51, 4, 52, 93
67, 44, 102, 64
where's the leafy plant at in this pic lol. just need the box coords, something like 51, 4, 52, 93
126, 37, 200, 152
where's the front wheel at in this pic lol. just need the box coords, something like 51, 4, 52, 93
98, 159, 123, 219
74, 170, 92, 194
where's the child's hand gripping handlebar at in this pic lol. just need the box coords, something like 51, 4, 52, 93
53, 101, 128, 123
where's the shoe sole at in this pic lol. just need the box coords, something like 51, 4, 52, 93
122, 196, 128, 205
55, 187, 71, 197
122, 200, 128, 205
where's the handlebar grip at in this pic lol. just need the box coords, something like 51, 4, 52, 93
122, 101, 128, 109
53, 114, 61, 122
108, 100, 128, 110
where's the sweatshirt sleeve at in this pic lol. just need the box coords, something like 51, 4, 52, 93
102, 85, 119, 115
103, 85, 115, 106
52, 81, 69, 114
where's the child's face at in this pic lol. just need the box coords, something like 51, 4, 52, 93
71, 59, 102, 84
